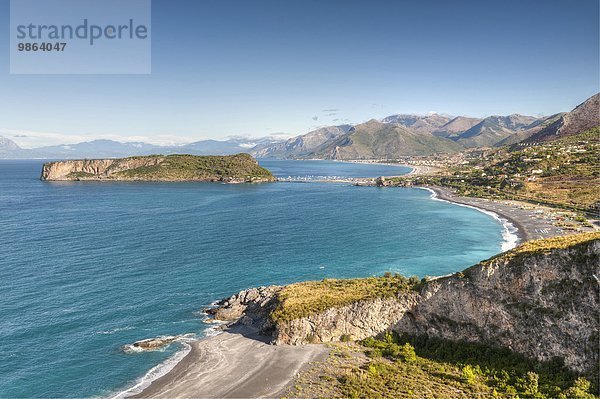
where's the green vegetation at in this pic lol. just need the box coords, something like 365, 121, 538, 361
388, 333, 597, 398
270, 273, 421, 323
114, 153, 274, 181
286, 333, 597, 398
280, 233, 599, 398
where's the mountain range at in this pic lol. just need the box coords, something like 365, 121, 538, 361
0, 137, 278, 160
1, 93, 597, 160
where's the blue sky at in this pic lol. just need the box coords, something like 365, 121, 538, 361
0, 0, 598, 147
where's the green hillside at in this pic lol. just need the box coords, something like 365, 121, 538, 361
115, 154, 274, 181
316, 120, 463, 159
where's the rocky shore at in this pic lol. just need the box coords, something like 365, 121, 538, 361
131, 233, 599, 398
208, 233, 599, 374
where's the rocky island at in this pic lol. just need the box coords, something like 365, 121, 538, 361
40, 153, 275, 183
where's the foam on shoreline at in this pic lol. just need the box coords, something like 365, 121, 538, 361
419, 187, 519, 251
107, 308, 225, 399
108, 340, 193, 399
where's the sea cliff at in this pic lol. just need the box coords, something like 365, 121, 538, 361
208, 232, 600, 375
40, 153, 275, 182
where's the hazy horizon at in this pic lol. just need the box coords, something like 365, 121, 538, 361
1, 98, 594, 149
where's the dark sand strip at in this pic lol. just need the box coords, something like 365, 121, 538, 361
427, 186, 569, 242
131, 326, 328, 398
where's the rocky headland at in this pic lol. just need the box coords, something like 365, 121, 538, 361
40, 153, 275, 183
207, 232, 600, 375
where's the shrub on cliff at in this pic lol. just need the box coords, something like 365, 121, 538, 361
558, 378, 596, 399
400, 343, 417, 364
355, 333, 596, 398
461, 365, 478, 385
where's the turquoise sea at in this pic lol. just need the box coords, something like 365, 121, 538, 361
0, 160, 508, 398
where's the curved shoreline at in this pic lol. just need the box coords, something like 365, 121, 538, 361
422, 186, 538, 242
419, 187, 521, 250
118, 186, 527, 399
110, 342, 193, 399
113, 182, 556, 399
114, 184, 528, 399
108, 310, 228, 399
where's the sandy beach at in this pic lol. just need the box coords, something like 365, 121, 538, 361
425, 186, 586, 242
129, 325, 327, 398
405, 164, 441, 176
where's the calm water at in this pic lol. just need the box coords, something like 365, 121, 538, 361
0, 160, 505, 398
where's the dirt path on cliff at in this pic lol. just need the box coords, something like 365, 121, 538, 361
130, 326, 328, 399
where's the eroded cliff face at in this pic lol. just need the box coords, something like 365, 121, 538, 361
273, 296, 420, 345
41, 157, 164, 181
211, 239, 599, 374
399, 240, 599, 374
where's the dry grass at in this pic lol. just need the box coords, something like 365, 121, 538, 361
473, 231, 600, 271
525, 177, 600, 209
512, 231, 600, 254
270, 275, 417, 323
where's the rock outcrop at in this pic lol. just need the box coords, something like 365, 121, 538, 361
122, 334, 193, 352
132, 335, 181, 350
273, 296, 419, 345
205, 286, 282, 332
209, 234, 600, 374
41, 157, 164, 180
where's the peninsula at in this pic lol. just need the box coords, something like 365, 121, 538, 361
40, 153, 275, 183
135, 232, 600, 399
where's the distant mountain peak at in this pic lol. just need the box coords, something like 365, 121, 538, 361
525, 93, 600, 143
0, 136, 21, 151
381, 113, 453, 135
250, 124, 352, 159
